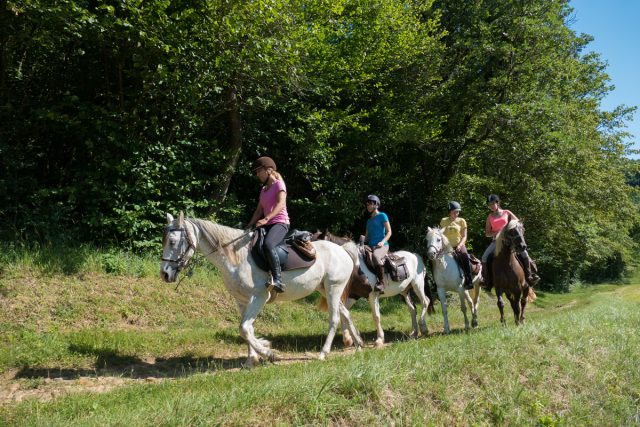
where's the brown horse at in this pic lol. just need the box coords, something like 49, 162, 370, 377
492, 220, 537, 325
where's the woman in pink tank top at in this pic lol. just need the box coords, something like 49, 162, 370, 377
247, 156, 290, 293
481, 194, 540, 288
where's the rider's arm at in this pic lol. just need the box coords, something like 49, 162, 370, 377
459, 222, 467, 248
506, 210, 519, 222
379, 221, 392, 246
485, 216, 493, 238
264, 190, 286, 222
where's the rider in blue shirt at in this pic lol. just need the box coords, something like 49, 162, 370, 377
364, 195, 392, 293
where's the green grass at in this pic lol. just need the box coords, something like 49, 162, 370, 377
1, 246, 639, 425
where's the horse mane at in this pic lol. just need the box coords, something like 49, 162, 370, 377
494, 219, 520, 255
188, 218, 250, 265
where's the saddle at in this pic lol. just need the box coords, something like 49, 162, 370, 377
251, 228, 317, 272
359, 245, 409, 282
469, 254, 482, 275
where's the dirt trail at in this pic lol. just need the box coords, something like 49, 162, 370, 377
0, 347, 364, 405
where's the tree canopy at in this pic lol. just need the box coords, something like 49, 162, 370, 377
1, 0, 637, 289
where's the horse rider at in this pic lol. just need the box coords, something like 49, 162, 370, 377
439, 201, 474, 289
247, 156, 289, 293
481, 194, 540, 288
363, 194, 392, 294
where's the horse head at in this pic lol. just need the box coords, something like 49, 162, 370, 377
501, 220, 527, 253
160, 212, 198, 282
425, 227, 447, 261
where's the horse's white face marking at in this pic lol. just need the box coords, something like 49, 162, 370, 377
160, 213, 195, 283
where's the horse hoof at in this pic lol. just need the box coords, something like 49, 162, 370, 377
472, 320, 478, 328
343, 335, 354, 348
266, 351, 277, 362
318, 352, 327, 361
374, 340, 384, 349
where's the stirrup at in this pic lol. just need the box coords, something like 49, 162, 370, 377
265, 279, 285, 293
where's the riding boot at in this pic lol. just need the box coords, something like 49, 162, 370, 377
374, 264, 386, 294
265, 247, 285, 293
459, 253, 474, 290
518, 253, 540, 287
481, 261, 492, 290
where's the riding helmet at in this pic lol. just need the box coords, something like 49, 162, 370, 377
251, 156, 277, 172
366, 194, 381, 206
487, 194, 500, 203
448, 201, 462, 212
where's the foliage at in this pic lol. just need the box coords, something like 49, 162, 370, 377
1, 0, 637, 287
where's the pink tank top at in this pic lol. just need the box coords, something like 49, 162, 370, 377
259, 180, 290, 225
488, 210, 512, 234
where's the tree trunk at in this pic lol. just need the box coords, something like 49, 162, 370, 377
211, 84, 243, 208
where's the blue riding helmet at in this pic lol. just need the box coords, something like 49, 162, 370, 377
487, 194, 500, 203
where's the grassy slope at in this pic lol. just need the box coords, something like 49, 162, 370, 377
1, 254, 639, 425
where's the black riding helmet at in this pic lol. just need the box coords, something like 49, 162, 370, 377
366, 194, 381, 206
487, 194, 500, 203
448, 201, 461, 211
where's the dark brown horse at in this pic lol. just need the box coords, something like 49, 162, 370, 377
492, 220, 537, 325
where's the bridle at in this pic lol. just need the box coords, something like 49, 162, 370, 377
161, 220, 254, 288
426, 230, 451, 260
161, 224, 198, 272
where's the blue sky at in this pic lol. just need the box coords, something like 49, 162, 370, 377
568, 0, 640, 158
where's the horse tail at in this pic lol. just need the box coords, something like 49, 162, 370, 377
527, 287, 537, 302
424, 271, 436, 315
317, 296, 328, 311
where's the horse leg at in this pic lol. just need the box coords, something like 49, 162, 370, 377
460, 290, 471, 331
236, 301, 262, 368
411, 274, 430, 336
368, 293, 385, 347
338, 300, 364, 349
519, 292, 528, 324
318, 285, 347, 360
496, 290, 506, 325
508, 294, 521, 326
470, 281, 480, 328
403, 291, 419, 338
339, 297, 357, 347
239, 293, 275, 363
437, 286, 451, 334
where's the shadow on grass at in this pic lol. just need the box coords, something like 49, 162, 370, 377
15, 347, 247, 381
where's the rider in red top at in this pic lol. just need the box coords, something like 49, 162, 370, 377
481, 194, 540, 288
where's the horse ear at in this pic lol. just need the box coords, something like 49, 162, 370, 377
427, 226, 432, 232
178, 211, 184, 227
166, 213, 174, 224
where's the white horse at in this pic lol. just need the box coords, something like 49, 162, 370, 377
340, 241, 433, 347
425, 227, 482, 333
160, 213, 363, 367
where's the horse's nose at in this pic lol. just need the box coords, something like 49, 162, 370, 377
160, 264, 176, 282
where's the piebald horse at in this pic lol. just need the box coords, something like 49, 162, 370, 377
492, 219, 536, 325
313, 231, 434, 347
160, 213, 363, 367
426, 227, 482, 333
340, 240, 433, 347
